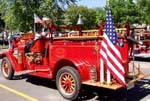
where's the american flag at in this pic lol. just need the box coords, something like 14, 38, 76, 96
100, 6, 126, 87
34, 13, 43, 24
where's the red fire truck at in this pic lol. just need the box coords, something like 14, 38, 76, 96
0, 23, 147, 100
132, 27, 150, 56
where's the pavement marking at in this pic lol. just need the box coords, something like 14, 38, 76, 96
142, 83, 150, 87
0, 84, 39, 101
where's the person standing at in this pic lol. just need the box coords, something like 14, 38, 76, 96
7, 32, 15, 50
2, 31, 8, 45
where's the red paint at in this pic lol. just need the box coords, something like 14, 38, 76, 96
0, 24, 131, 84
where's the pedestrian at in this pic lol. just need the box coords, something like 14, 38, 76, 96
2, 31, 8, 45
3, 31, 8, 41
7, 32, 14, 50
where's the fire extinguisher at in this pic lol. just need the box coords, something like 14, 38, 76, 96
90, 66, 97, 83
18, 52, 24, 71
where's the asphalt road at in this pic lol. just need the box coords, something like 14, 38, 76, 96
0, 48, 149, 101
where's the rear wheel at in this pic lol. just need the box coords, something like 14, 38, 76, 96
56, 66, 81, 100
1, 57, 14, 80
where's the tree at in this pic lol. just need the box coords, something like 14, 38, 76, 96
0, 0, 78, 32
95, 7, 106, 25
39, 0, 78, 25
108, 0, 141, 24
136, 0, 150, 24
0, 14, 5, 31
64, 5, 97, 30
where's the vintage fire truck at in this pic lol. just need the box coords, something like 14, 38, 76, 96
0, 22, 147, 100
132, 27, 150, 55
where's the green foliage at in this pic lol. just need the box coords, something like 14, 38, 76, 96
95, 7, 106, 25
106, 0, 150, 25
0, 0, 77, 32
0, 0, 43, 31
109, 0, 141, 24
137, 0, 150, 24
0, 0, 150, 32
64, 5, 97, 30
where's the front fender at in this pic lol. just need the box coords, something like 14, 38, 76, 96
0, 51, 19, 72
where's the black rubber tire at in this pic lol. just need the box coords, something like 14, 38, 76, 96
56, 66, 81, 100
1, 57, 14, 80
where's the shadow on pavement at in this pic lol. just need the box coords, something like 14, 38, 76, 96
26, 76, 57, 89
13, 74, 28, 80
76, 79, 150, 101
24, 75, 150, 101
126, 79, 150, 101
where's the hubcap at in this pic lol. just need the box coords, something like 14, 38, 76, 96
60, 73, 75, 94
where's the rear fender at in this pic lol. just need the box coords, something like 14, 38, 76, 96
70, 58, 91, 81
0, 52, 19, 72
54, 58, 91, 81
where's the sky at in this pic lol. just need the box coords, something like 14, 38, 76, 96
76, 0, 106, 8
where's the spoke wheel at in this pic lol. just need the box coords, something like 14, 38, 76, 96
60, 73, 75, 94
1, 57, 14, 80
56, 66, 81, 100
3, 61, 9, 77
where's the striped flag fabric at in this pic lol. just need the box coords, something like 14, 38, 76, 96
34, 13, 43, 24
99, 6, 126, 87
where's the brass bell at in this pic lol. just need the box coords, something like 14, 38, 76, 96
77, 15, 83, 25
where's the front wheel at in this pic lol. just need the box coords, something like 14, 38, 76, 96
1, 57, 14, 80
56, 66, 81, 100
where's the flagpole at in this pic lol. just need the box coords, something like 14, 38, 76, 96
106, 0, 111, 85
100, 59, 104, 84
107, 69, 111, 85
